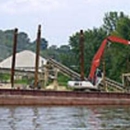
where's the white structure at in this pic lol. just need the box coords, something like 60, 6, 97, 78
0, 50, 46, 72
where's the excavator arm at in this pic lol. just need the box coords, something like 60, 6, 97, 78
88, 36, 130, 83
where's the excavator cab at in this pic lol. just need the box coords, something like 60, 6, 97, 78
90, 68, 102, 86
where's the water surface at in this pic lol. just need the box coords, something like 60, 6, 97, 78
0, 106, 129, 130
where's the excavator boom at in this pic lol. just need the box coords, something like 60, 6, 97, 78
89, 36, 130, 82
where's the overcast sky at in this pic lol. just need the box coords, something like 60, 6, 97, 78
0, 0, 130, 46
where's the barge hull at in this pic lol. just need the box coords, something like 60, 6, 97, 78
0, 89, 130, 105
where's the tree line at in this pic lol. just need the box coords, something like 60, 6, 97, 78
0, 11, 130, 82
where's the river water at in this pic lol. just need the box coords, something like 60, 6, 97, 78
0, 106, 129, 130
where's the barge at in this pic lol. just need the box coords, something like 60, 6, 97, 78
0, 89, 130, 106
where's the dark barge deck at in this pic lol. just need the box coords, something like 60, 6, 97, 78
0, 89, 130, 106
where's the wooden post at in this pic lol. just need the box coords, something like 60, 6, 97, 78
11, 28, 18, 88
34, 25, 41, 88
79, 30, 85, 81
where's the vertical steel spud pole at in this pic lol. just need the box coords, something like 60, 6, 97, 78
79, 30, 85, 81
11, 28, 18, 88
34, 25, 41, 88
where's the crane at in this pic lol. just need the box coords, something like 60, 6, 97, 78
68, 36, 130, 91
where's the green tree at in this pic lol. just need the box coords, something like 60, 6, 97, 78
29, 38, 48, 52
57, 45, 76, 67
103, 11, 126, 34
17, 32, 31, 51
105, 16, 130, 80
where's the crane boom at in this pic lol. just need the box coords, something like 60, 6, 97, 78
88, 36, 130, 82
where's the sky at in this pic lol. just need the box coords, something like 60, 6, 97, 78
0, 0, 130, 46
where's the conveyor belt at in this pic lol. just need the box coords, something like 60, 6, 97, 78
101, 78, 125, 92
47, 58, 81, 80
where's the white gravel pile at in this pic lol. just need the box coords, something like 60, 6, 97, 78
0, 50, 46, 71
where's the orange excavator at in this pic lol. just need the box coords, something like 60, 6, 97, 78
68, 36, 130, 90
